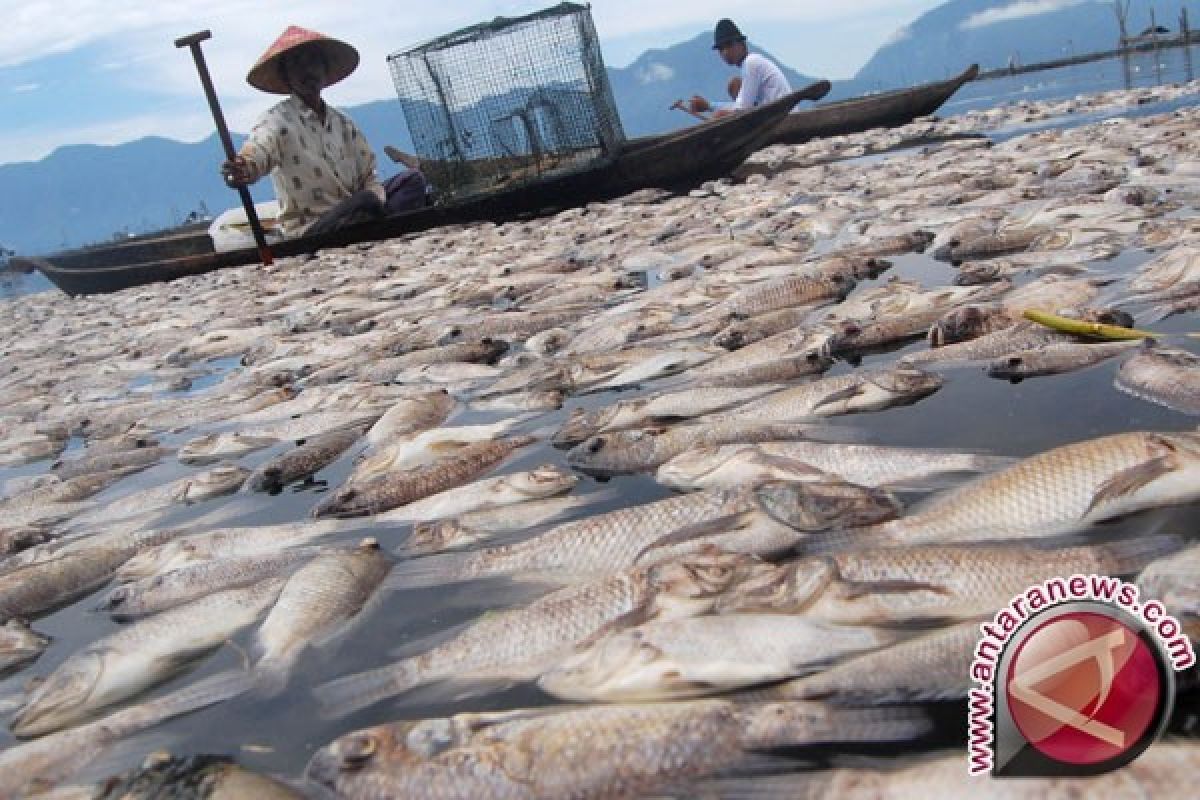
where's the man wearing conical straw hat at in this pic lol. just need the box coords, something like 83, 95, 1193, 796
221, 26, 426, 238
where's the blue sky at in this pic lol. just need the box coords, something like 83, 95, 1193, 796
0, 1, 1088, 166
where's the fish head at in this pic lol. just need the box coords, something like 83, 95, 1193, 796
11, 651, 103, 737
537, 629, 669, 703
553, 407, 620, 447
869, 367, 944, 400
566, 429, 662, 477
953, 263, 1000, 287
648, 549, 770, 612
403, 521, 462, 556
986, 353, 1033, 381
1078, 307, 1135, 329
715, 557, 835, 614
930, 305, 996, 346
851, 257, 892, 281
711, 321, 751, 351
511, 465, 579, 497
178, 434, 222, 464
0, 618, 50, 655
183, 464, 251, 501
306, 725, 397, 791
754, 479, 902, 532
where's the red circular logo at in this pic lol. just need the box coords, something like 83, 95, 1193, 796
1005, 611, 1162, 766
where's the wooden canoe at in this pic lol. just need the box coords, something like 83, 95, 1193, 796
15, 87, 805, 296
770, 64, 979, 146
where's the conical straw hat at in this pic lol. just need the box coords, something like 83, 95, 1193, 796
247, 25, 359, 94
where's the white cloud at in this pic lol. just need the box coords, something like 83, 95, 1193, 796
637, 62, 675, 84
884, 25, 913, 47
961, 0, 1088, 31
11, 82, 39, 92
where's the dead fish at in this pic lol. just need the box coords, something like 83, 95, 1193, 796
1115, 342, 1200, 415
349, 419, 526, 484
765, 619, 981, 705
71, 464, 250, 527
314, 550, 767, 715
51, 445, 169, 480
568, 421, 822, 476
704, 367, 943, 423
305, 700, 928, 799
901, 321, 1073, 366
932, 226, 1050, 264
90, 752, 304, 800
717, 741, 1200, 798
553, 385, 781, 446
255, 540, 392, 690
97, 547, 322, 619
401, 494, 608, 557
927, 304, 1021, 346
178, 432, 280, 465
704, 272, 854, 320
1137, 543, 1200, 618
797, 536, 1178, 626
11, 580, 281, 737
0, 527, 179, 622
313, 436, 535, 518
985, 338, 1142, 381
245, 425, 365, 492
362, 390, 456, 451
384, 464, 578, 522
711, 306, 815, 351
830, 431, 1200, 548
116, 520, 357, 580
468, 390, 564, 412
538, 614, 893, 702
658, 442, 1009, 491
0, 669, 256, 797
0, 618, 50, 679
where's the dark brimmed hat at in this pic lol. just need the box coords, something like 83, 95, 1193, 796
247, 26, 359, 94
712, 18, 746, 49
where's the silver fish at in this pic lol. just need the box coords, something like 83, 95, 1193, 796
0, 618, 50, 679
539, 614, 893, 702
375, 465, 578, 523
245, 425, 365, 492
305, 700, 928, 799
985, 339, 1142, 381
11, 580, 281, 737
255, 540, 392, 689
1115, 342, 1200, 415
314, 550, 769, 715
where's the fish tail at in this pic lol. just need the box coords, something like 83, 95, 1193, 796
251, 655, 295, 697
1098, 532, 1184, 575
384, 551, 478, 589
313, 661, 418, 717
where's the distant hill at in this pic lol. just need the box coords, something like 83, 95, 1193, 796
856, 0, 1200, 89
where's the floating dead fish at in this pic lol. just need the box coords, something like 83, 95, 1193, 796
985, 338, 1141, 381
1115, 342, 1200, 415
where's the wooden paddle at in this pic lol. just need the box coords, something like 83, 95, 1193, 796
175, 30, 274, 266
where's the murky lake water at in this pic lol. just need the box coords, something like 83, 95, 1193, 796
2, 51, 1200, 794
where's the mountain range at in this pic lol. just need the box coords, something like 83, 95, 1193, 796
3, 0, 1196, 256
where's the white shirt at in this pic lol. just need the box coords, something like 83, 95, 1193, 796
241, 95, 385, 237
732, 52, 793, 110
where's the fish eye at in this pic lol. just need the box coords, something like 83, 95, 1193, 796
339, 733, 377, 767
587, 437, 606, 453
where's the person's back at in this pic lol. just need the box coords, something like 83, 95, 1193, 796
687, 19, 793, 118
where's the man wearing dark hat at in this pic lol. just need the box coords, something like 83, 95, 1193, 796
221, 26, 427, 238
689, 18, 792, 118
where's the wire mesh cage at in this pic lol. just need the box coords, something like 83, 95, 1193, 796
388, 2, 625, 202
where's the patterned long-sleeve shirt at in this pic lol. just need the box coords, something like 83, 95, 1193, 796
239, 95, 386, 237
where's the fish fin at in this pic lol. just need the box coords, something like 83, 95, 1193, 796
572, 603, 656, 651
631, 512, 758, 564
809, 383, 867, 412
1085, 441, 1179, 517
313, 661, 419, 718
383, 551, 477, 590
